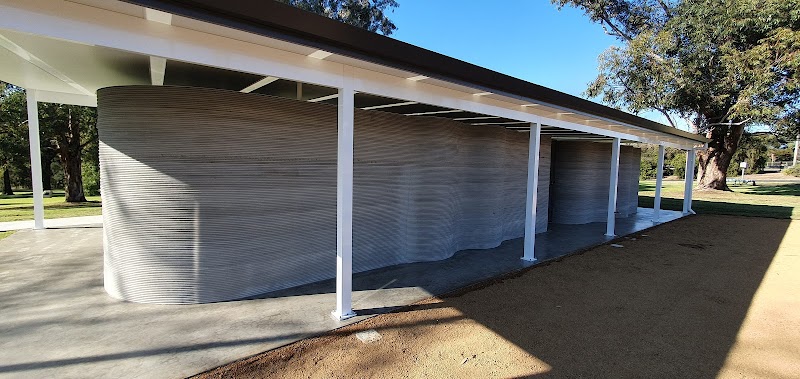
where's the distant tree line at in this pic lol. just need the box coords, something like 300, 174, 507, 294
640, 134, 797, 180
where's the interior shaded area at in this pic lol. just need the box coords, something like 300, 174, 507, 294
261, 208, 682, 303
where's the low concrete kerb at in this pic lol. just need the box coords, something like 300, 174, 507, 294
0, 215, 103, 232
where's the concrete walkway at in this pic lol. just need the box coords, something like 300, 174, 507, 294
0, 209, 682, 379
0, 215, 103, 231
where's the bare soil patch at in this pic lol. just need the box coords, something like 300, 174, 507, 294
195, 215, 800, 378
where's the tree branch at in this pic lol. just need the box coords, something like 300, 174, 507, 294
79, 136, 97, 150
655, 108, 677, 127
598, 10, 635, 41
657, 0, 673, 18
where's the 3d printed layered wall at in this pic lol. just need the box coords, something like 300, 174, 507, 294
549, 141, 641, 224
98, 86, 554, 304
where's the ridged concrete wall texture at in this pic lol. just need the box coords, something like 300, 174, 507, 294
98, 86, 553, 304
549, 141, 641, 224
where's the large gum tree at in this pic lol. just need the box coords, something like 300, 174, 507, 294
553, 0, 800, 190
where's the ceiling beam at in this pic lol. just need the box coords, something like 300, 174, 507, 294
471, 121, 528, 126
143, 8, 172, 25
144, 9, 171, 86
241, 76, 278, 93
453, 116, 501, 121
0, 33, 93, 96
404, 110, 462, 116
308, 93, 339, 102
361, 101, 417, 110
308, 49, 333, 60
149, 56, 166, 86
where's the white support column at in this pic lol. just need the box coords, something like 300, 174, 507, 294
652, 144, 665, 222
332, 86, 356, 321
605, 138, 621, 237
522, 122, 541, 262
683, 148, 696, 215
26, 89, 45, 230
794, 135, 799, 166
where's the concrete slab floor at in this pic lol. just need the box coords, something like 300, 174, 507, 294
0, 208, 683, 379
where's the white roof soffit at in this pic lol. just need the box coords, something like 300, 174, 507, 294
0, 0, 702, 148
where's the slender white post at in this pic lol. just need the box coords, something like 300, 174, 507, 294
794, 135, 799, 166
522, 123, 541, 262
26, 90, 45, 230
683, 148, 696, 215
605, 138, 621, 237
652, 144, 665, 222
332, 86, 356, 321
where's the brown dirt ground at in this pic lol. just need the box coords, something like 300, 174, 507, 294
195, 215, 800, 379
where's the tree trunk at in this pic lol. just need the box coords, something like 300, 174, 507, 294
2, 168, 13, 195
63, 155, 85, 202
59, 108, 86, 203
41, 153, 53, 191
697, 122, 745, 191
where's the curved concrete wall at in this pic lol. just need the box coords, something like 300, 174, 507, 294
98, 86, 551, 304
549, 141, 640, 225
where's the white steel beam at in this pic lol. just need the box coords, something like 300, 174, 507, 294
653, 144, 665, 222
26, 89, 44, 230
361, 101, 417, 110
606, 137, 621, 237
241, 76, 279, 93
149, 56, 166, 86
332, 85, 356, 321
403, 110, 462, 116
34, 90, 96, 107
308, 93, 339, 103
0, 32, 93, 96
453, 116, 501, 121
683, 148, 696, 215
143, 8, 172, 25
522, 123, 541, 262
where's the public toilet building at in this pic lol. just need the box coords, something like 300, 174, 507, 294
0, 0, 707, 320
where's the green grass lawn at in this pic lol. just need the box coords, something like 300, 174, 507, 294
1, 182, 798, 223
0, 230, 14, 240
0, 191, 102, 222
639, 181, 800, 219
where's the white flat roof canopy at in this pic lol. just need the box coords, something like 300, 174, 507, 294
0, 0, 707, 149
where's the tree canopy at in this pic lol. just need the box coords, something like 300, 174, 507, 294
0, 84, 28, 194
276, 0, 399, 35
0, 81, 99, 201
553, 0, 800, 189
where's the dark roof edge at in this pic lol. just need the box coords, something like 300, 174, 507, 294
123, 0, 708, 143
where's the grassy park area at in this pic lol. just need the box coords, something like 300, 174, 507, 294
2, 181, 798, 224
639, 181, 800, 219
0, 191, 102, 222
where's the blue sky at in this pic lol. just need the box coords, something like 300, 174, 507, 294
387, 1, 675, 127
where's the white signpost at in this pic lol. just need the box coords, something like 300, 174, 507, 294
740, 161, 747, 182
